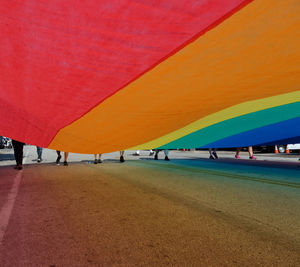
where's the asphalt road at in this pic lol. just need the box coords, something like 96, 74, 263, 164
0, 146, 299, 266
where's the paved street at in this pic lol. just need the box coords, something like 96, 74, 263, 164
0, 146, 300, 266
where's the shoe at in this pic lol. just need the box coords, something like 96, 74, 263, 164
56, 155, 61, 165
133, 152, 140, 156
164, 156, 170, 161
94, 159, 98, 164
98, 159, 102, 163
235, 154, 240, 159
154, 154, 158, 160
212, 152, 218, 159
63, 161, 68, 166
120, 156, 125, 163
37, 158, 41, 163
249, 156, 256, 160
149, 151, 154, 156
14, 164, 22, 170
209, 155, 215, 160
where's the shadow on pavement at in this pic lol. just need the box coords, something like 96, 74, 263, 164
139, 156, 300, 171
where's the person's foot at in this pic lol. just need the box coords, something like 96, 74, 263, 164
98, 159, 102, 163
94, 159, 98, 164
235, 154, 240, 159
56, 155, 61, 165
209, 155, 215, 160
154, 154, 158, 160
14, 164, 22, 170
249, 156, 256, 160
133, 152, 140, 156
164, 156, 170, 161
63, 161, 68, 166
149, 151, 154, 156
37, 158, 41, 163
120, 156, 125, 163
212, 152, 218, 159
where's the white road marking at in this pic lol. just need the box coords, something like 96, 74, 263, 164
0, 148, 29, 245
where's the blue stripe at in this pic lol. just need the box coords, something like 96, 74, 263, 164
203, 117, 300, 148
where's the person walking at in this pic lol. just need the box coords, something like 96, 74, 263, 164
36, 146, 43, 163
209, 148, 218, 159
56, 150, 69, 165
154, 149, 169, 161
120, 151, 125, 162
12, 139, 25, 170
235, 146, 256, 159
94, 154, 102, 164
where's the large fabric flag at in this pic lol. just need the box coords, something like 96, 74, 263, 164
0, 0, 299, 153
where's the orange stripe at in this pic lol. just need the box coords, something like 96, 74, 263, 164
49, 0, 300, 153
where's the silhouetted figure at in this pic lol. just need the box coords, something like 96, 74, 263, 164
36, 146, 43, 162
120, 151, 125, 162
154, 149, 169, 161
235, 146, 256, 160
94, 154, 102, 164
12, 139, 25, 170
56, 150, 69, 166
209, 148, 218, 159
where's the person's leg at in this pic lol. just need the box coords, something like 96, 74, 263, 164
12, 140, 18, 166
63, 152, 69, 165
149, 149, 154, 156
37, 147, 43, 162
235, 147, 241, 159
164, 149, 169, 161
12, 141, 24, 169
98, 153, 102, 163
16, 143, 22, 166
120, 151, 125, 162
94, 154, 98, 164
248, 146, 256, 159
154, 149, 159, 160
56, 150, 61, 164
17, 143, 24, 168
248, 146, 253, 156
212, 148, 218, 159
209, 148, 214, 159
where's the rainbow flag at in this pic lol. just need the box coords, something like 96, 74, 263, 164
0, 0, 299, 153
